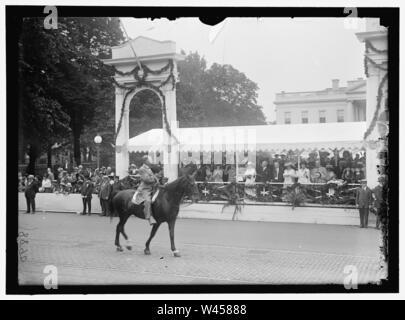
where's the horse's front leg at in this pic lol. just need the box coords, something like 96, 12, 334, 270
144, 222, 161, 255
168, 220, 181, 257
115, 221, 123, 252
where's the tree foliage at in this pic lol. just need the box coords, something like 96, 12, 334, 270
129, 51, 266, 137
19, 19, 265, 174
18, 17, 124, 173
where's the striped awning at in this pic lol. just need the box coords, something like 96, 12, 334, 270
127, 122, 367, 154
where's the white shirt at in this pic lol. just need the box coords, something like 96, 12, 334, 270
297, 168, 310, 184
244, 167, 256, 185
283, 168, 296, 185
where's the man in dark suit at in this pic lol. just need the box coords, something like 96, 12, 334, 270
372, 176, 386, 229
257, 160, 271, 183
270, 161, 284, 200
98, 176, 112, 216
81, 176, 94, 215
355, 179, 373, 228
25, 175, 39, 213
271, 161, 284, 183
110, 176, 124, 200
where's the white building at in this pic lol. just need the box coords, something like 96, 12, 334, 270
274, 78, 366, 125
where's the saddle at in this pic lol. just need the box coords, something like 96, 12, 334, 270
131, 188, 160, 205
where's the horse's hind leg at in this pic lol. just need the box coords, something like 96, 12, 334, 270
115, 220, 123, 252
144, 222, 161, 255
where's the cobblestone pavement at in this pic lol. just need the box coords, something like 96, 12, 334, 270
18, 212, 385, 285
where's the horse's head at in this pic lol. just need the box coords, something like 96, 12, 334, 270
180, 170, 200, 203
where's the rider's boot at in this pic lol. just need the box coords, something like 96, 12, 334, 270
144, 200, 156, 225
149, 215, 157, 225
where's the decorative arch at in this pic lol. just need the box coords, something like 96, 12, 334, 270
128, 86, 163, 139
103, 36, 185, 180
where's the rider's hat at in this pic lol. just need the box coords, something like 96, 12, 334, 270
108, 172, 115, 178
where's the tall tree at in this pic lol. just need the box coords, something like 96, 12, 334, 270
205, 63, 266, 126
18, 17, 124, 173
176, 52, 266, 127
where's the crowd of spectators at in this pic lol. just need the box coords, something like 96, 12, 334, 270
18, 165, 117, 194
19, 164, 129, 216
191, 150, 366, 185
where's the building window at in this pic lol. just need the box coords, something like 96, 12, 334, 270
284, 112, 291, 124
301, 111, 308, 124
337, 109, 344, 122
319, 110, 326, 123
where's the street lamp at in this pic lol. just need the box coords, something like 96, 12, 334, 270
94, 134, 102, 169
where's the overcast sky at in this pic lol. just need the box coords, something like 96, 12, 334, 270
122, 17, 366, 122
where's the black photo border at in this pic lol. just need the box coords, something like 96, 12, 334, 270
6, 5, 399, 295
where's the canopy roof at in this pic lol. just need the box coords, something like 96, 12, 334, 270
128, 122, 367, 154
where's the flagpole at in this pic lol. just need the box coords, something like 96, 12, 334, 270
119, 18, 143, 72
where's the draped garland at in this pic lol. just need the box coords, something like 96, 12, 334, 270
110, 59, 179, 146
363, 40, 388, 140
363, 73, 388, 141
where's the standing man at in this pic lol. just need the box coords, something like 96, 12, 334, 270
25, 175, 39, 213
271, 161, 284, 183
355, 179, 373, 228
110, 175, 123, 200
372, 176, 385, 229
132, 155, 158, 225
98, 175, 111, 216
81, 176, 94, 216
257, 160, 271, 183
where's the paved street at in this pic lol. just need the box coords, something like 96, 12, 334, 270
18, 211, 385, 285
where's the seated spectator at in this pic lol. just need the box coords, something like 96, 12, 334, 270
41, 172, 52, 192
205, 165, 213, 182
325, 164, 337, 181
353, 165, 365, 183
225, 165, 236, 183
297, 162, 310, 184
47, 168, 55, 182
212, 165, 224, 182
283, 162, 297, 187
60, 171, 70, 192
244, 162, 257, 198
310, 160, 327, 183
337, 160, 347, 178
57, 167, 64, 183
195, 165, 206, 182
341, 166, 354, 182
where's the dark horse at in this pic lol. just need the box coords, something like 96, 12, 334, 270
110, 171, 199, 257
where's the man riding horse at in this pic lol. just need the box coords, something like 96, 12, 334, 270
131, 155, 161, 225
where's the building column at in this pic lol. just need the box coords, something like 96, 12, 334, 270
346, 100, 355, 122
115, 87, 129, 179
162, 85, 179, 182
356, 18, 388, 188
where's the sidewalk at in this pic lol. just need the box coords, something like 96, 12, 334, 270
18, 193, 376, 226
